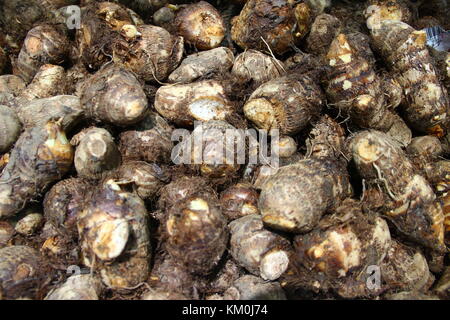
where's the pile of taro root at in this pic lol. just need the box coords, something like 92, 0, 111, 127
0, 0, 450, 300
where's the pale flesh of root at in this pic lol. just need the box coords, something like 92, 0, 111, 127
259, 250, 290, 281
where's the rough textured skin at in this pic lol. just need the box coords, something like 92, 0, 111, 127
231, 275, 286, 300
175, 1, 226, 50
44, 178, 92, 238
244, 75, 324, 136
142, 289, 188, 300
435, 266, 450, 299
229, 214, 291, 280
326, 33, 406, 136
0, 47, 7, 75
306, 115, 346, 160
14, 24, 69, 83
77, 2, 134, 70
165, 195, 228, 275
351, 130, 445, 252
71, 127, 121, 179
17, 95, 83, 131
45, 274, 102, 300
306, 14, 341, 56
259, 158, 352, 233
77, 180, 151, 289
0, 122, 74, 218
220, 183, 259, 220
81, 65, 147, 126
232, 50, 285, 85
0, 105, 21, 153
365, 0, 413, 30
380, 240, 433, 293
0, 246, 48, 299
0, 75, 26, 106
369, 20, 449, 136
155, 80, 233, 126
113, 24, 184, 82
168, 47, 234, 84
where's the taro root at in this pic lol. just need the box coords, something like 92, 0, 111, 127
142, 289, 188, 301
0, 246, 48, 299
385, 292, 440, 300
44, 178, 92, 237
229, 275, 287, 300
0, 121, 74, 218
112, 161, 169, 201
14, 24, 69, 83
0, 47, 7, 74
306, 115, 346, 160
15, 213, 44, 236
174, 1, 226, 50
243, 76, 324, 136
231, 50, 286, 86
259, 158, 352, 233
168, 47, 235, 84
77, 180, 151, 289
231, 0, 299, 56
381, 240, 434, 293
80, 65, 148, 126
118, 0, 168, 20
434, 266, 450, 299
165, 195, 228, 275
0, 105, 22, 153
77, 2, 134, 70
365, 0, 413, 30
229, 214, 291, 281
306, 14, 342, 56
0, 221, 14, 248
17, 95, 83, 132
71, 127, 121, 180
407, 136, 443, 169
0, 75, 26, 106
45, 274, 102, 300
351, 130, 446, 252
17, 64, 67, 102
278, 136, 297, 158
155, 80, 233, 126
220, 183, 259, 220
113, 24, 184, 83
367, 19, 449, 136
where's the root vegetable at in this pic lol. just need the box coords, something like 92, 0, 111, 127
15, 213, 44, 236
142, 289, 188, 300
0, 105, 22, 153
155, 80, 233, 126
0, 121, 74, 218
259, 158, 352, 233
77, 180, 151, 289
165, 195, 228, 275
306, 14, 341, 56
14, 24, 69, 83
229, 214, 291, 280
45, 274, 102, 300
231, 50, 286, 86
174, 1, 226, 50
17, 95, 83, 132
220, 183, 259, 220
434, 266, 450, 299
278, 136, 297, 158
230, 275, 286, 300
113, 24, 184, 83
0, 75, 26, 106
0, 246, 48, 299
306, 115, 346, 160
0, 221, 14, 248
71, 127, 121, 179
365, 0, 413, 30
80, 65, 148, 126
168, 47, 234, 84
351, 130, 445, 252
243, 76, 324, 136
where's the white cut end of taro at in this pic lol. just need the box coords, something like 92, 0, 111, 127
92, 218, 130, 261
189, 98, 226, 121
260, 250, 289, 281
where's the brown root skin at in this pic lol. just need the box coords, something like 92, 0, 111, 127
45, 274, 102, 300
231, 0, 299, 56
0, 105, 22, 153
306, 114, 346, 160
306, 14, 342, 56
77, 180, 151, 289
81, 65, 148, 126
229, 214, 291, 280
165, 195, 228, 275
168, 47, 235, 84
230, 275, 287, 300
232, 50, 286, 86
72, 127, 121, 180
175, 1, 226, 50
113, 24, 184, 83
0, 121, 74, 218
220, 183, 259, 220
0, 75, 27, 106
259, 158, 352, 233
434, 266, 450, 299
0, 246, 50, 299
44, 177, 92, 238
351, 130, 446, 252
14, 24, 69, 83
155, 81, 234, 126
17, 95, 83, 132
244, 76, 324, 136
369, 20, 449, 136
141, 289, 188, 301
